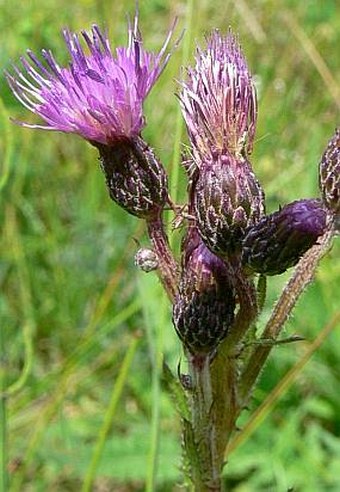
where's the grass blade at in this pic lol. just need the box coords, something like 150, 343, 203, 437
82, 334, 140, 492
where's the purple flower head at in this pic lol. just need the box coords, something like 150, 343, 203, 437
179, 30, 257, 162
6, 13, 177, 145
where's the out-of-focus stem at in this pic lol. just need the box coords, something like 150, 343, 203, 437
146, 215, 179, 302
238, 225, 334, 406
228, 311, 340, 456
82, 335, 140, 492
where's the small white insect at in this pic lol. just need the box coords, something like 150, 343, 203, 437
134, 248, 159, 273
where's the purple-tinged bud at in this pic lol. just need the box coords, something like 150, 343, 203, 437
319, 128, 340, 214
173, 228, 235, 354
94, 136, 168, 219
194, 152, 265, 256
242, 199, 328, 276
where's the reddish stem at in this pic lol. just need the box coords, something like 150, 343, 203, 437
146, 216, 179, 302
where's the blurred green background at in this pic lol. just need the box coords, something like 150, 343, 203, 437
0, 0, 339, 490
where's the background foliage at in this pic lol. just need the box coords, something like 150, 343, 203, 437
1, 0, 339, 490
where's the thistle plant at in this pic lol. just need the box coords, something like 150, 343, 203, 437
6, 9, 339, 491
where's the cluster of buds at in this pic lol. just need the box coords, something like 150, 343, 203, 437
174, 31, 339, 356
6, 11, 339, 359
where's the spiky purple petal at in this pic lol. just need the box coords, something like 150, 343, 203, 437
179, 30, 257, 164
6, 13, 177, 145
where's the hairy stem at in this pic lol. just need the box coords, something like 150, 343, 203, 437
186, 351, 238, 491
189, 355, 218, 491
222, 269, 258, 355
146, 216, 179, 302
238, 225, 334, 406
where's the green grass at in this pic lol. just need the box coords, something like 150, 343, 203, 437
1, 0, 339, 490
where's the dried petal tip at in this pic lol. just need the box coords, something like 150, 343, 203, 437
319, 128, 340, 214
6, 13, 177, 145
96, 136, 168, 219
180, 30, 257, 160
242, 199, 328, 276
173, 228, 235, 354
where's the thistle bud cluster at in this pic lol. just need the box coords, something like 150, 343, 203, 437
175, 32, 339, 355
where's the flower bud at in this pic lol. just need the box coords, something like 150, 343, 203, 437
173, 228, 235, 354
319, 128, 340, 214
95, 136, 168, 219
242, 199, 328, 276
194, 152, 265, 256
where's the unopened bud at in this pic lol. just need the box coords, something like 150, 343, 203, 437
194, 152, 265, 256
319, 128, 340, 214
242, 199, 328, 275
173, 228, 235, 354
95, 136, 168, 219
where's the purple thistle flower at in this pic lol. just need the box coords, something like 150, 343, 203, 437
6, 13, 177, 145
179, 30, 257, 162
242, 199, 328, 276
180, 30, 264, 257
